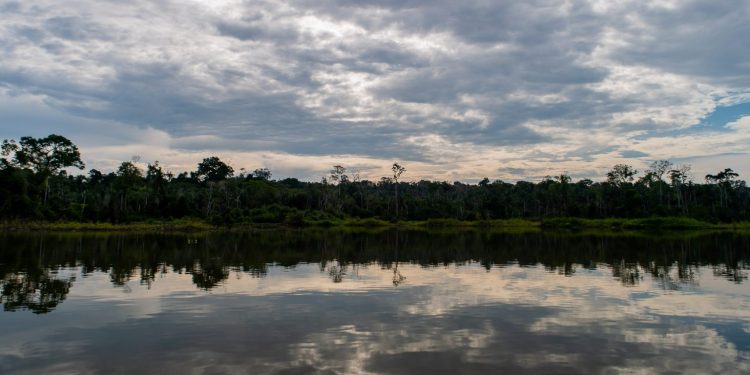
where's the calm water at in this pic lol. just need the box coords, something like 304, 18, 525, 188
1, 230, 749, 374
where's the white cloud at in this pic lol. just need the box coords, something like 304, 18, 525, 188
0, 0, 749, 181
726, 116, 750, 131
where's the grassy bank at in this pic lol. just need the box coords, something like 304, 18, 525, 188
0, 218, 214, 232
539, 217, 750, 230
2, 216, 749, 233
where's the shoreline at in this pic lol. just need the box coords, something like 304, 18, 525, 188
1, 217, 749, 233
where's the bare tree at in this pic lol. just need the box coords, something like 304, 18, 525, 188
391, 163, 406, 218
647, 160, 673, 205
668, 164, 692, 214
329, 165, 347, 186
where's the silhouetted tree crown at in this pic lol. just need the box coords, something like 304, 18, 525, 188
195, 156, 234, 182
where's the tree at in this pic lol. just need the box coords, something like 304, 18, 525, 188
117, 161, 143, 180
1, 139, 19, 169
329, 165, 348, 213
195, 157, 234, 182
668, 165, 692, 186
391, 163, 406, 218
668, 165, 692, 214
706, 168, 741, 208
329, 165, 347, 185
647, 160, 673, 182
705, 168, 739, 185
13, 135, 85, 174
114, 161, 143, 216
645, 160, 673, 207
252, 168, 272, 181
607, 164, 637, 187
6, 135, 85, 205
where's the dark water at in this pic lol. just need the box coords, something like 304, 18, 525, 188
1, 230, 750, 374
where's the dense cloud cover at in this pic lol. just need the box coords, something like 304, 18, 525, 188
1, 0, 749, 181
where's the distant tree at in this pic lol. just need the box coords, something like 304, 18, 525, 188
607, 164, 637, 187
1, 139, 19, 169
5, 134, 85, 205
88, 169, 104, 184
555, 173, 572, 184
391, 163, 406, 218
146, 161, 165, 182
252, 168, 272, 181
195, 157, 233, 182
13, 135, 85, 174
645, 160, 674, 206
117, 161, 142, 180
668, 165, 692, 185
647, 160, 673, 182
145, 161, 167, 212
706, 168, 741, 208
705, 168, 739, 185
329, 165, 348, 213
668, 164, 692, 214
329, 165, 347, 185
114, 162, 143, 216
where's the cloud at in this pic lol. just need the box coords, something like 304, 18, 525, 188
3, 261, 749, 374
726, 116, 750, 131
0, 0, 749, 181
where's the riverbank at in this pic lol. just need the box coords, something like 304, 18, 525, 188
2, 217, 749, 232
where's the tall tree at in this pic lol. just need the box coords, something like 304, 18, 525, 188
115, 161, 143, 217
606, 164, 637, 187
329, 165, 348, 214
13, 135, 85, 174
252, 168, 272, 181
706, 168, 740, 208
646, 160, 673, 207
195, 157, 234, 182
647, 160, 673, 182
1, 139, 19, 169
391, 163, 406, 218
7, 135, 85, 205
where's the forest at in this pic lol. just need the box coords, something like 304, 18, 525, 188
1, 134, 749, 225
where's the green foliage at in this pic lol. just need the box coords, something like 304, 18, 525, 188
425, 218, 466, 228
195, 156, 233, 182
607, 164, 637, 187
1, 135, 750, 226
342, 218, 391, 227
12, 134, 84, 174
541, 217, 717, 230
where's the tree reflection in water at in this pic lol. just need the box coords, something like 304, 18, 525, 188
1, 272, 73, 314
0, 230, 749, 313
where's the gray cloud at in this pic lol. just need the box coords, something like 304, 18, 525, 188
0, 0, 748, 179
610, 0, 750, 85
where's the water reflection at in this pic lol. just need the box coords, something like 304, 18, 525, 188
1, 271, 73, 314
0, 230, 749, 374
2, 231, 749, 308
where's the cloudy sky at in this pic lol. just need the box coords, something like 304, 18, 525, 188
1, 0, 748, 182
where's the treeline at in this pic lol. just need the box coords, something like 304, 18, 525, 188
1, 134, 749, 224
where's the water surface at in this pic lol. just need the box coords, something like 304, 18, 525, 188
1, 230, 749, 374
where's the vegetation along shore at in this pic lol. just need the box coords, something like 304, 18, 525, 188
2, 134, 749, 229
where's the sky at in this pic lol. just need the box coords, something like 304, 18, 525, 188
0, 0, 749, 182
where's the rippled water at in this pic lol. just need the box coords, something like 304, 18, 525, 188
1, 230, 749, 374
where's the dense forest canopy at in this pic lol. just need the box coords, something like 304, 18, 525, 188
1, 134, 749, 224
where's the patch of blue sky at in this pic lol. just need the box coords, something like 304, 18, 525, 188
701, 101, 750, 130
634, 101, 750, 140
